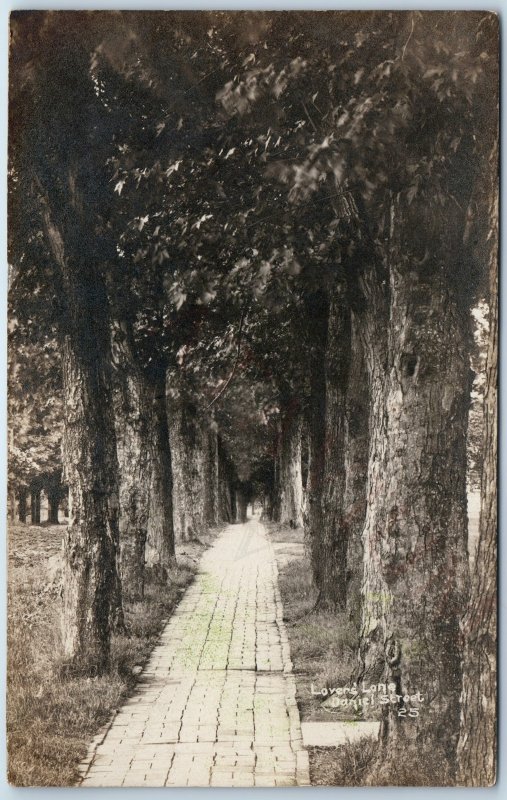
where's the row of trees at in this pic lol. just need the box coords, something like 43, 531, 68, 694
9, 11, 497, 785
7, 326, 64, 523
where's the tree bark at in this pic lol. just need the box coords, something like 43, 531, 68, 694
110, 320, 152, 601
230, 482, 238, 524
278, 397, 304, 528
217, 437, 234, 523
204, 426, 220, 527
356, 258, 390, 684
59, 331, 121, 673
358, 196, 471, 783
30, 488, 41, 525
344, 312, 368, 623
318, 279, 351, 610
18, 488, 27, 523
41, 188, 122, 674
48, 488, 60, 525
303, 289, 329, 592
301, 421, 310, 522
235, 487, 248, 523
146, 372, 176, 574
457, 149, 498, 787
169, 397, 207, 541
271, 446, 281, 523
9, 488, 16, 522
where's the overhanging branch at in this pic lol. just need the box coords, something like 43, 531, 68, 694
205, 303, 248, 410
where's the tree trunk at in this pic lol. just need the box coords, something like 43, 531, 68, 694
217, 438, 234, 523
271, 448, 281, 522
110, 320, 151, 601
344, 313, 368, 624
318, 279, 351, 610
204, 427, 220, 527
59, 329, 122, 673
230, 482, 238, 524
18, 488, 27, 523
235, 488, 248, 523
30, 489, 41, 525
168, 398, 207, 541
356, 261, 390, 684
9, 488, 17, 522
457, 149, 498, 787
301, 421, 310, 522
278, 398, 304, 528
146, 372, 176, 574
303, 289, 328, 592
217, 437, 230, 523
48, 489, 60, 525
359, 197, 471, 784
271, 455, 280, 522
41, 190, 123, 674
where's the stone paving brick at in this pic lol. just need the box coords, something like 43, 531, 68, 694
80, 517, 309, 787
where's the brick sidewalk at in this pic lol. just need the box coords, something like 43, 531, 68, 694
79, 517, 310, 787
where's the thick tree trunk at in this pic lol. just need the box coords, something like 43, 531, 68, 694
359, 197, 471, 783
110, 320, 151, 601
146, 373, 176, 574
356, 267, 390, 684
60, 329, 122, 673
30, 489, 41, 525
344, 314, 368, 623
318, 280, 351, 610
18, 488, 28, 523
41, 173, 123, 674
168, 396, 208, 540
303, 290, 329, 592
457, 154, 498, 787
278, 398, 304, 528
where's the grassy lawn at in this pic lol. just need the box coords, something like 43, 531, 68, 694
267, 522, 360, 722
266, 520, 376, 785
7, 521, 218, 787
308, 740, 377, 786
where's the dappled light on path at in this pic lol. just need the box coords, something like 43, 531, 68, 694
80, 518, 310, 787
